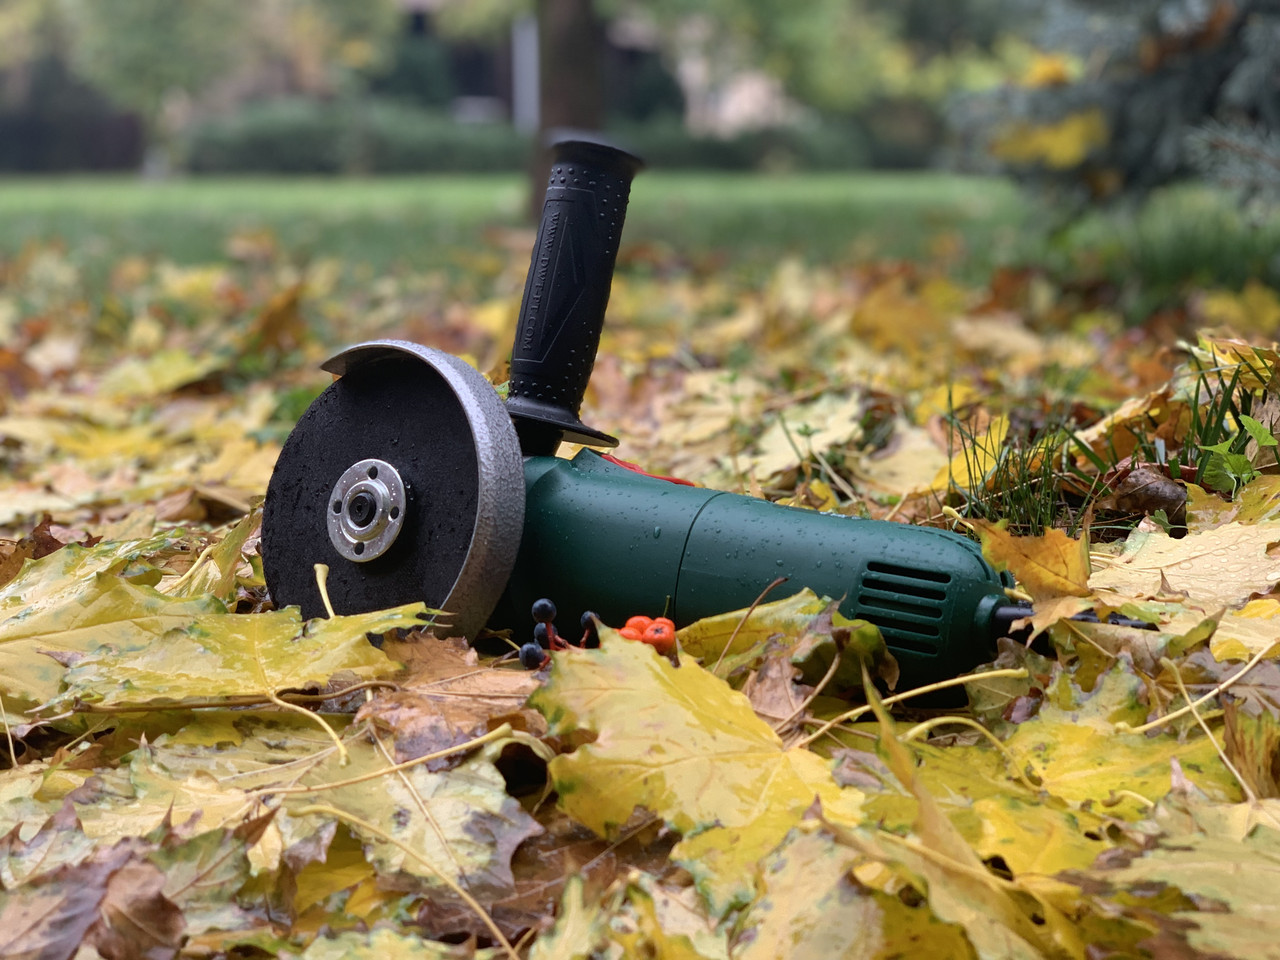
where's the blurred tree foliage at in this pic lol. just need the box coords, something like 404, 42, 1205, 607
439, 0, 1034, 116
955, 0, 1280, 205
61, 0, 242, 158
435, 0, 1039, 181
11, 0, 401, 167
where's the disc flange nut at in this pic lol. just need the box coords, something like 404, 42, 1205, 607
327, 458, 407, 562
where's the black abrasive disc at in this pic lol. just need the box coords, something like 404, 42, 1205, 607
261, 341, 524, 637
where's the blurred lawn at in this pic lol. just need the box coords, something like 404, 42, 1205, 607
2, 173, 1272, 315
0, 172, 1029, 276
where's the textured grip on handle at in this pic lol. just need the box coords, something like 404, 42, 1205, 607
506, 139, 643, 455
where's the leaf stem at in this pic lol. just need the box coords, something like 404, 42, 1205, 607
259, 723, 513, 796
899, 715, 1039, 792
773, 648, 841, 734
795, 668, 1029, 748
1117, 639, 1279, 735
314, 563, 337, 619
1161, 656, 1259, 807
0, 704, 15, 767
66, 679, 399, 714
269, 691, 348, 765
876, 829, 1021, 892
291, 802, 519, 960
712, 576, 789, 674
164, 538, 218, 594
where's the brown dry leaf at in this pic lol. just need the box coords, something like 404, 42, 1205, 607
740, 654, 811, 737
0, 840, 184, 960
0, 515, 73, 591
1097, 464, 1187, 523
90, 858, 186, 959
1073, 387, 1182, 464
362, 634, 544, 764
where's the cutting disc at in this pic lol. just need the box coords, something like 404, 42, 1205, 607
261, 340, 524, 637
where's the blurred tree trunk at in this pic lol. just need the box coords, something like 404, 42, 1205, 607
526, 0, 604, 220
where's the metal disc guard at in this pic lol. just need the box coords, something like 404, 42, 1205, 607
261, 340, 524, 638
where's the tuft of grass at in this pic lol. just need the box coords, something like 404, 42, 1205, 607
1178, 348, 1277, 496
940, 386, 1102, 538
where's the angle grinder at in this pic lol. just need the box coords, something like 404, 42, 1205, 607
261, 139, 1021, 687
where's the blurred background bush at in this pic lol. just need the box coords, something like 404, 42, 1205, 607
0, 0, 1277, 307
4, 0, 1275, 195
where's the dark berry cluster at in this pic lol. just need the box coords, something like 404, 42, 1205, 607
517, 599, 602, 670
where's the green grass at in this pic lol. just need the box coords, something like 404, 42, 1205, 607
0, 171, 1030, 277
0, 175, 525, 270
2, 172, 1271, 310
1050, 183, 1280, 315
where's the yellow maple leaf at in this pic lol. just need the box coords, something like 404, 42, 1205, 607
852, 275, 947, 354
1208, 599, 1280, 661
970, 519, 1091, 601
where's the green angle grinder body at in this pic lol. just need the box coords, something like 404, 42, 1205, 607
260, 340, 524, 639
262, 137, 1019, 686
489, 448, 1015, 688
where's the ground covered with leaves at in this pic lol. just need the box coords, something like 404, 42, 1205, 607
4, 224, 1280, 958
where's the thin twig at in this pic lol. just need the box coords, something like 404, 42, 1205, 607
1118, 639, 1279, 735
772, 649, 841, 735
256, 723, 513, 797
882, 488, 911, 523
811, 449, 860, 503
712, 576, 790, 674
795, 668, 1029, 748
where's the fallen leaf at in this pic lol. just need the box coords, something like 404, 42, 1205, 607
1003, 663, 1240, 817
971, 520, 1090, 600
531, 633, 863, 914
1090, 522, 1280, 606
45, 602, 430, 711
733, 826, 974, 960
1, 575, 223, 711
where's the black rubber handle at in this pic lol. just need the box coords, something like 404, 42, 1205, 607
506, 139, 643, 455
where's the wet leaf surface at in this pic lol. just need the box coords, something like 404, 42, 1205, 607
1, 233, 1279, 955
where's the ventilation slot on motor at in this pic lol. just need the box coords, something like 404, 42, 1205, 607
855, 562, 953, 655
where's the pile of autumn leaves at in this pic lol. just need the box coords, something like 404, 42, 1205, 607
3, 241, 1280, 958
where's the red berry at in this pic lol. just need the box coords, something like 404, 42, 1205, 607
641, 618, 676, 654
